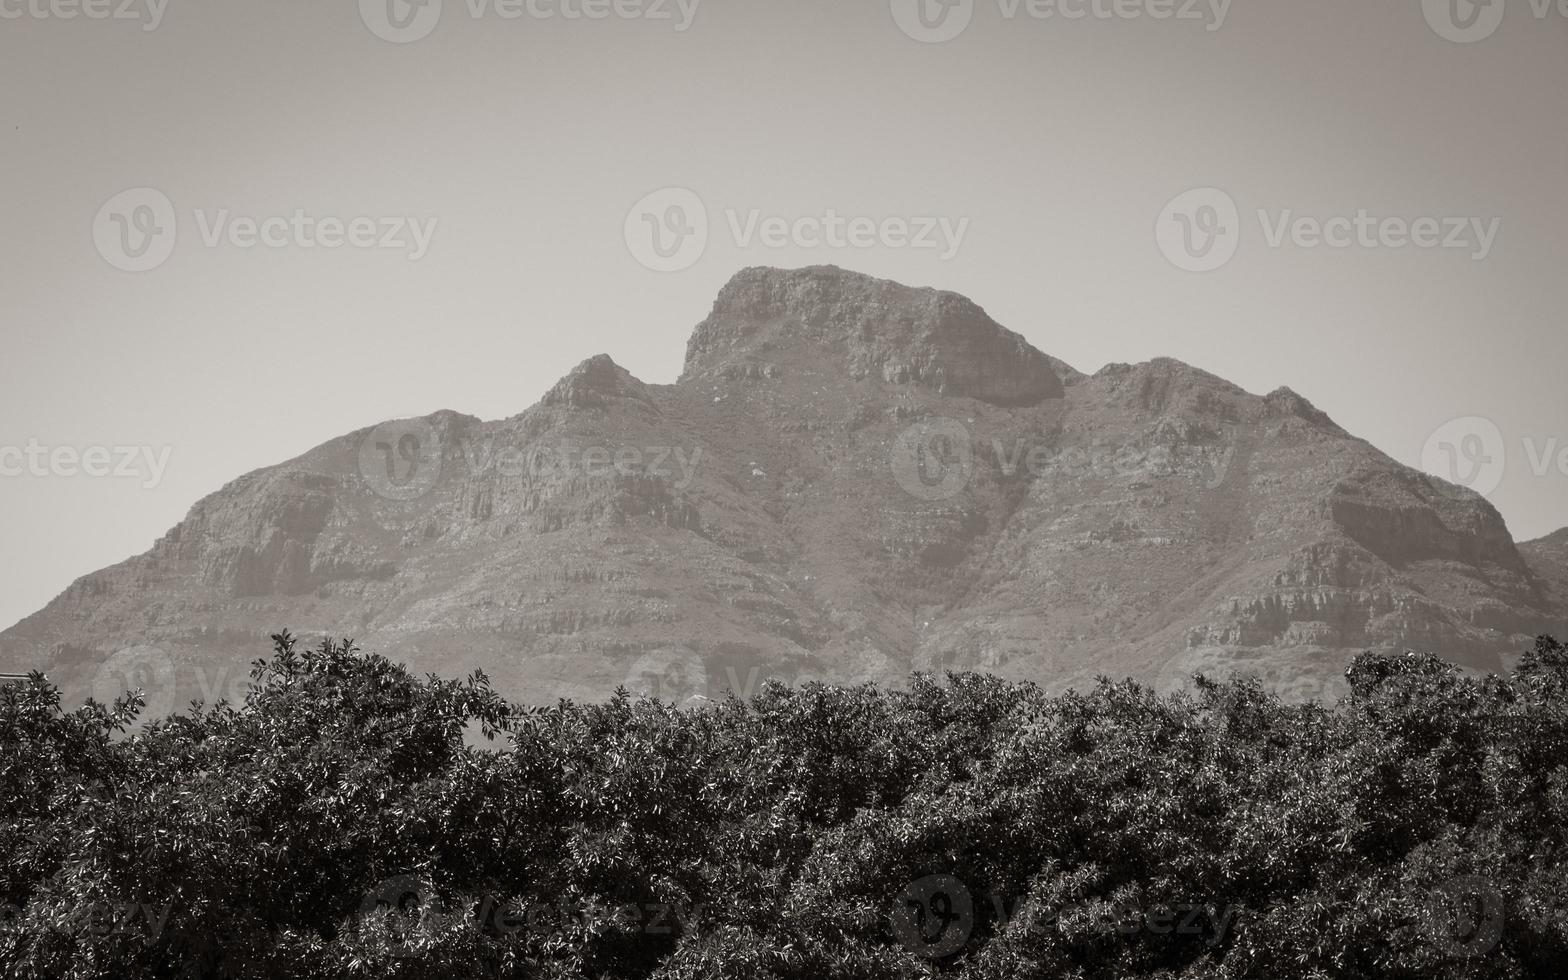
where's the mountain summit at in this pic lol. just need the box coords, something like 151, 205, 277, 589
684, 266, 1063, 406
5, 267, 1563, 711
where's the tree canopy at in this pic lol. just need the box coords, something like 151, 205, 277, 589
2, 632, 1565, 979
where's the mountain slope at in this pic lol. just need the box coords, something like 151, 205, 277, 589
4, 266, 1563, 711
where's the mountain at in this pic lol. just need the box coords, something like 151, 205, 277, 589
4, 266, 1564, 713
1521, 528, 1568, 611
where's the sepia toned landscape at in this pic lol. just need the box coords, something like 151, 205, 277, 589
4, 2, 1567, 977
8, 266, 1566, 724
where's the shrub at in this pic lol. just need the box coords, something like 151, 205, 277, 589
2, 633, 1565, 979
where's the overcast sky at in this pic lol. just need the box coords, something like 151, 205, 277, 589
2, 0, 1566, 634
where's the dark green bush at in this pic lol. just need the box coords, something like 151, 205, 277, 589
2, 633, 1565, 979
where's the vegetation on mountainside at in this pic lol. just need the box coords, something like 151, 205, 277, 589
3, 632, 1567, 979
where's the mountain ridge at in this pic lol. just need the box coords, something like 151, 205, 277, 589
4, 265, 1563, 712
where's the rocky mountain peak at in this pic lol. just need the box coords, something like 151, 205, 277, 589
541, 354, 654, 410
1264, 386, 1342, 431
6, 267, 1564, 717
682, 265, 1064, 406
1531, 528, 1568, 548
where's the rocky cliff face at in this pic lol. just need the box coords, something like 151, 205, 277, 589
4, 266, 1563, 713
684, 266, 1063, 406
1521, 529, 1568, 617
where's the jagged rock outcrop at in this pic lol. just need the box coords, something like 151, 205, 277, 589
2, 266, 1563, 713
683, 266, 1063, 406
1522, 528, 1568, 611
542, 354, 658, 411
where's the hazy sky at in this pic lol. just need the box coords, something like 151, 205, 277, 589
2, 0, 1566, 634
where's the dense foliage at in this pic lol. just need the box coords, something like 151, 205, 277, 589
2, 632, 1566, 979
